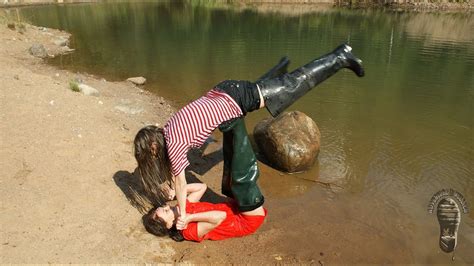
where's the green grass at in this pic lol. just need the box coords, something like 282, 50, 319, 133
69, 80, 80, 92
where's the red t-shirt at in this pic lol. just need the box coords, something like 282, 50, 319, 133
182, 201, 267, 242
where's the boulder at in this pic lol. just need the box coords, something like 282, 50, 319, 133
29, 43, 47, 58
254, 111, 320, 173
78, 84, 99, 96
127, 77, 146, 85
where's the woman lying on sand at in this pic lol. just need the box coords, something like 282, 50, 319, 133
134, 44, 364, 232
142, 182, 266, 242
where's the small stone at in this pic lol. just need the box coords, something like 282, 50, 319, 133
114, 105, 144, 115
55, 73, 60, 77
53, 38, 69, 47
127, 77, 146, 85
13, 75, 19, 80
275, 256, 282, 261
98, 101, 103, 105
78, 84, 99, 96
49, 100, 54, 106
60, 46, 75, 54
29, 43, 48, 58
77, 134, 82, 138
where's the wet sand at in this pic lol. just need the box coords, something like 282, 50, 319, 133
1, 13, 473, 264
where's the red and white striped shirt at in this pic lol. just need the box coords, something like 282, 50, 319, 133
164, 89, 243, 176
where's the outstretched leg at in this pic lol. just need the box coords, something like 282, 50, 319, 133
257, 43, 365, 117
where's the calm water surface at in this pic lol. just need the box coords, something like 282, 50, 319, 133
16, 1, 473, 262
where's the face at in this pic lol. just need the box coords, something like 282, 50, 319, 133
153, 205, 174, 229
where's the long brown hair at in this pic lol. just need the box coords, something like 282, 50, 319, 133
143, 207, 184, 242
134, 125, 173, 206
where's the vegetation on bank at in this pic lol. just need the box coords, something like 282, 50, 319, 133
188, 0, 472, 10
69, 80, 80, 92
1, 0, 472, 10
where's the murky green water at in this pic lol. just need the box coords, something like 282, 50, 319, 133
15, 1, 473, 263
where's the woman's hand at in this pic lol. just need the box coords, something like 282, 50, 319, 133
176, 214, 190, 230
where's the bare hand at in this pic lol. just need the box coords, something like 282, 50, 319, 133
176, 214, 188, 230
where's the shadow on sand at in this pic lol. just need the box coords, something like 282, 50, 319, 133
113, 139, 227, 214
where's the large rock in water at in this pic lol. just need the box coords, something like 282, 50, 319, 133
254, 111, 320, 173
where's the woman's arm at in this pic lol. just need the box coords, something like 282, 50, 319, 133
175, 171, 187, 223
180, 211, 227, 238
186, 183, 207, 203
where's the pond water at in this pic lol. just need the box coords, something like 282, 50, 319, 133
16, 1, 473, 263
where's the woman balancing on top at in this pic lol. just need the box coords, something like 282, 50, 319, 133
134, 43, 365, 241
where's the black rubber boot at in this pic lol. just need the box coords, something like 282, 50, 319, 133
257, 43, 365, 117
221, 130, 234, 198
219, 118, 264, 212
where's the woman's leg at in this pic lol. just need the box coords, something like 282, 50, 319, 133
257, 43, 364, 117
220, 117, 264, 212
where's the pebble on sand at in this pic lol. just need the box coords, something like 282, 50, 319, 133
126, 76, 146, 85
29, 43, 48, 58
78, 83, 100, 96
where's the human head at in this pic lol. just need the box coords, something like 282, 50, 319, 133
142, 205, 184, 242
134, 125, 172, 204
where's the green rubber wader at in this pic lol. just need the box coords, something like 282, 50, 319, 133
219, 118, 264, 212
